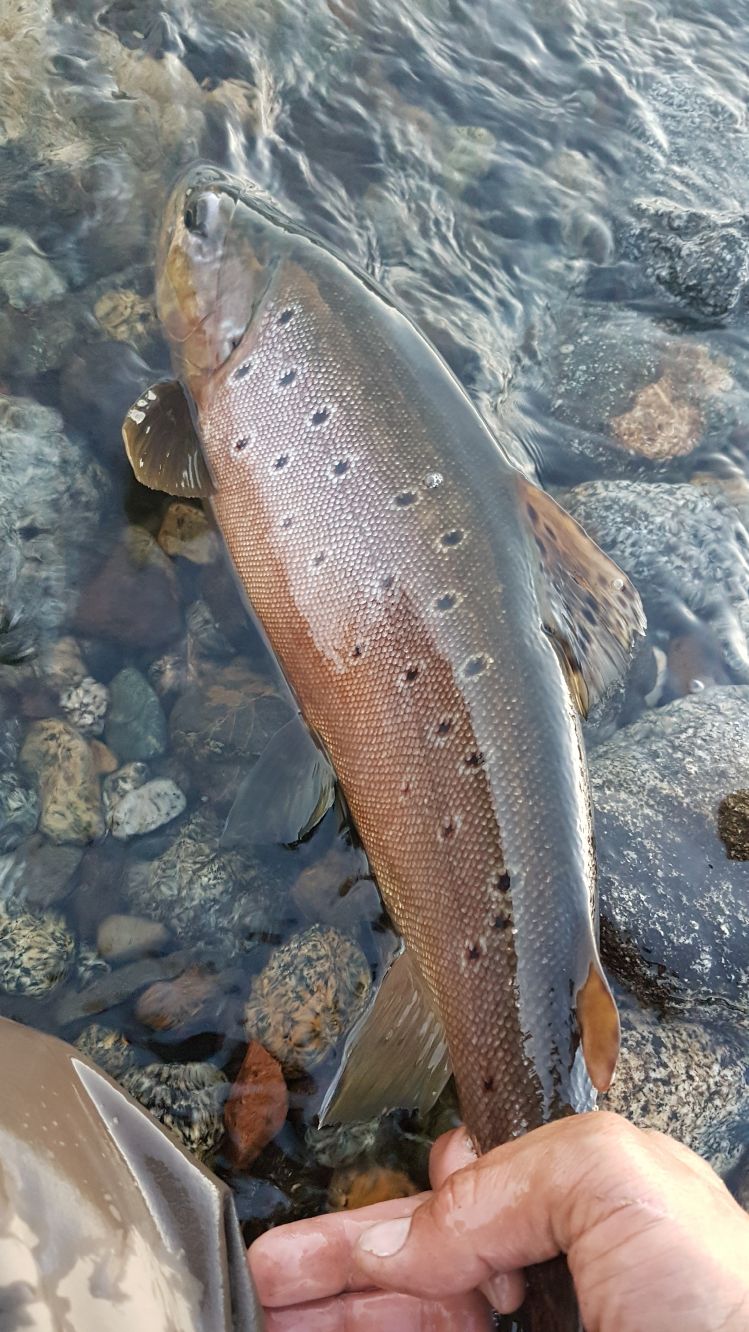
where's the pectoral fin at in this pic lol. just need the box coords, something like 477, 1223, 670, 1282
221, 715, 336, 849
122, 380, 216, 498
319, 947, 451, 1125
576, 960, 620, 1093
518, 477, 646, 715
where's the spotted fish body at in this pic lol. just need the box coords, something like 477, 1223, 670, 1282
125, 168, 645, 1329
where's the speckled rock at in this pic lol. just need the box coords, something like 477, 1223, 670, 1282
59, 676, 109, 737
328, 1165, 420, 1211
625, 198, 749, 320
605, 996, 749, 1175
74, 942, 111, 990
38, 637, 87, 691
561, 480, 749, 684
148, 650, 190, 704
244, 926, 371, 1074
717, 790, 749, 860
0, 395, 110, 649
102, 762, 149, 815
124, 810, 287, 951
121, 1062, 228, 1160
73, 1023, 137, 1079
305, 1119, 382, 1169
0, 226, 66, 310
185, 600, 236, 669
94, 288, 158, 346
96, 912, 171, 962
74, 526, 182, 651
109, 777, 186, 840
158, 503, 219, 564
0, 770, 39, 852
593, 687, 749, 1011
20, 719, 105, 845
105, 667, 168, 762
0, 908, 75, 995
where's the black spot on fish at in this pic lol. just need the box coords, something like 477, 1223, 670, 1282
440, 818, 456, 840
535, 538, 547, 558
234, 361, 251, 381
273, 455, 289, 470
400, 779, 412, 797
441, 529, 464, 547
312, 552, 326, 567
436, 718, 453, 736
464, 654, 489, 678
436, 592, 457, 611
527, 503, 538, 523
279, 369, 296, 386
465, 942, 482, 961
492, 915, 510, 931
495, 871, 511, 893
483, 1075, 495, 1091
333, 459, 350, 476
312, 407, 329, 426
395, 492, 417, 507
234, 437, 251, 452
278, 308, 294, 324
381, 574, 395, 591
352, 644, 363, 659
281, 516, 294, 530
464, 750, 484, 768
403, 665, 419, 684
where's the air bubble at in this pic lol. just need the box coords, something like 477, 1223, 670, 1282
425, 472, 443, 489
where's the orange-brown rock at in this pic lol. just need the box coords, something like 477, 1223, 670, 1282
224, 1040, 288, 1168
135, 965, 219, 1031
327, 1165, 420, 1211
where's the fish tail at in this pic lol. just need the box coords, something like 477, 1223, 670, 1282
497, 1256, 583, 1332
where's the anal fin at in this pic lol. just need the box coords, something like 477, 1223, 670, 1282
319, 947, 451, 1125
122, 380, 215, 498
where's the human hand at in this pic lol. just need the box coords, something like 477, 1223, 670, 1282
248, 1112, 749, 1331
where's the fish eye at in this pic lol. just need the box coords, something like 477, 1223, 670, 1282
182, 193, 217, 239
184, 205, 196, 230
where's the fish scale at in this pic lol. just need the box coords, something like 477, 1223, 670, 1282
124, 166, 645, 1331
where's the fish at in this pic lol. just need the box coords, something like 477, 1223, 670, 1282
123, 164, 646, 1331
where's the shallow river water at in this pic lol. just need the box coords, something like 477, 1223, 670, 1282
0, 0, 747, 1239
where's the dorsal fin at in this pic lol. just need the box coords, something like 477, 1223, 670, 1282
517, 476, 646, 715
122, 380, 215, 498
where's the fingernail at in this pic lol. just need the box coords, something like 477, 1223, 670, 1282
357, 1216, 412, 1258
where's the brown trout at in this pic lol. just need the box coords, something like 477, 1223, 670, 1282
124, 165, 645, 1330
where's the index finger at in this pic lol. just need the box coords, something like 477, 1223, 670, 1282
248, 1191, 431, 1307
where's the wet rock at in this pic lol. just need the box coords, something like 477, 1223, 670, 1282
158, 503, 219, 565
74, 526, 182, 651
244, 926, 371, 1074
59, 676, 109, 737
109, 777, 186, 840
0, 908, 75, 995
626, 199, 749, 320
560, 480, 749, 684
441, 124, 495, 196
0, 226, 66, 310
39, 636, 87, 691
121, 1062, 228, 1161
0, 770, 38, 852
96, 912, 171, 962
135, 964, 220, 1031
605, 996, 749, 1175
0, 395, 110, 649
717, 791, 749, 861
89, 740, 119, 775
592, 687, 749, 1012
224, 1040, 289, 1168
124, 810, 287, 951
73, 1022, 137, 1079
8, 835, 82, 910
105, 667, 168, 762
75, 942, 111, 990
148, 650, 190, 704
305, 1119, 382, 1169
328, 1165, 420, 1211
60, 341, 157, 467
170, 659, 292, 779
93, 287, 158, 346
20, 719, 105, 845
185, 599, 235, 669
291, 846, 381, 929
609, 348, 730, 460
102, 761, 149, 814
55, 949, 191, 1023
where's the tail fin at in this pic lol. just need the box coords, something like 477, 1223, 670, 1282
498, 1256, 582, 1332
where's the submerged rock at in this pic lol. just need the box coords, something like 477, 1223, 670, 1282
561, 480, 749, 684
158, 502, 219, 565
105, 667, 168, 762
328, 1165, 420, 1211
7, 835, 82, 910
0, 770, 38, 852
244, 926, 371, 1075
56, 950, 191, 1023
0, 907, 75, 995
135, 964, 220, 1031
122, 1062, 228, 1161
593, 687, 749, 1012
94, 287, 158, 346
20, 719, 105, 845
73, 1022, 137, 1079
59, 676, 109, 737
224, 1040, 289, 1168
109, 777, 186, 839
625, 198, 749, 320
0, 226, 66, 310
170, 659, 291, 780
74, 526, 182, 651
96, 912, 171, 962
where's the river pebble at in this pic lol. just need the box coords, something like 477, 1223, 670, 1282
244, 926, 371, 1074
105, 667, 168, 762
74, 526, 183, 651
328, 1165, 420, 1211
109, 777, 186, 839
121, 1062, 228, 1160
20, 719, 105, 845
0, 770, 39, 853
96, 912, 172, 962
59, 676, 109, 737
73, 1022, 137, 1079
0, 225, 66, 310
8, 836, 82, 910
135, 964, 220, 1031
102, 762, 149, 814
56, 950, 192, 1024
0, 908, 75, 995
158, 502, 219, 565
224, 1040, 289, 1168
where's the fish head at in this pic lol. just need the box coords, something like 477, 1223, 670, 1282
157, 165, 284, 401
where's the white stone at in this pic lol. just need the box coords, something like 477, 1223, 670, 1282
109, 778, 186, 840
